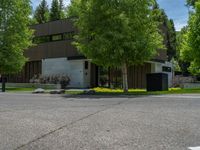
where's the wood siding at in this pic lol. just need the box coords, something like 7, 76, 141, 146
32, 19, 77, 37
108, 63, 151, 89
90, 63, 99, 87
7, 61, 42, 83
25, 19, 81, 61
25, 40, 81, 61
9, 19, 166, 85
26, 19, 167, 62
127, 63, 151, 89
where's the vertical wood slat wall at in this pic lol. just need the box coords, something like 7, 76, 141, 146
7, 61, 151, 89
127, 63, 151, 89
108, 63, 151, 89
90, 63, 98, 88
7, 61, 42, 83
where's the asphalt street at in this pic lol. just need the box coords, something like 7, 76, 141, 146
0, 93, 200, 150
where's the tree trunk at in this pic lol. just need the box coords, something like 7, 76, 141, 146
1, 75, 6, 92
122, 63, 128, 93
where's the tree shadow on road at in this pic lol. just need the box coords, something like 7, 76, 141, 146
61, 93, 148, 99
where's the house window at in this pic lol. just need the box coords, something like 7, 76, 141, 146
162, 66, 172, 72
33, 36, 50, 44
33, 31, 76, 44
98, 67, 122, 88
85, 61, 88, 70
63, 32, 75, 40
51, 34, 63, 41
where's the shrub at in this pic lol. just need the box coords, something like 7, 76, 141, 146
30, 74, 70, 89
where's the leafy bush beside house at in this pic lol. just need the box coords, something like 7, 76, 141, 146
30, 74, 70, 89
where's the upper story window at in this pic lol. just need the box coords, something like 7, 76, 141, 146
51, 34, 63, 41
33, 31, 76, 44
64, 31, 75, 40
33, 36, 50, 44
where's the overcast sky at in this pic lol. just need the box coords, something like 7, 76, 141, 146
31, 0, 189, 31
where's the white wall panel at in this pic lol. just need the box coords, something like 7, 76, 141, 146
42, 58, 89, 88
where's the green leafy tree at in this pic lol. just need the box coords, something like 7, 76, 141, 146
179, 1, 200, 76
176, 27, 191, 75
186, 1, 200, 75
0, 0, 33, 91
189, 62, 200, 75
68, 0, 163, 92
33, 0, 49, 24
178, 27, 191, 61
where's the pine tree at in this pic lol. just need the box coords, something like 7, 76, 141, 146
59, 0, 65, 18
50, 0, 65, 21
166, 19, 177, 61
50, 0, 60, 21
152, 2, 176, 61
33, 0, 49, 23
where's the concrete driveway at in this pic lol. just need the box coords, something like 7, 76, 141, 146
0, 93, 200, 150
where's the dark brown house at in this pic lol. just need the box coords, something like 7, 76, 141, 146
8, 18, 173, 88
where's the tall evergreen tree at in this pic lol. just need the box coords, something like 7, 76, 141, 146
33, 0, 49, 24
50, 0, 60, 21
59, 0, 65, 18
0, 0, 33, 91
152, 2, 177, 61
166, 19, 177, 61
50, 0, 65, 21
68, 0, 163, 92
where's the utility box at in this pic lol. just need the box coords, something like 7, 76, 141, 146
146, 73, 168, 91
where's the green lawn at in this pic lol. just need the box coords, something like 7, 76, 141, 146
92, 87, 200, 95
6, 87, 35, 92
4, 87, 84, 95
1, 87, 200, 95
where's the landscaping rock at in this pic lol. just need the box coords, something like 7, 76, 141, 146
33, 88, 45, 94
50, 89, 65, 94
